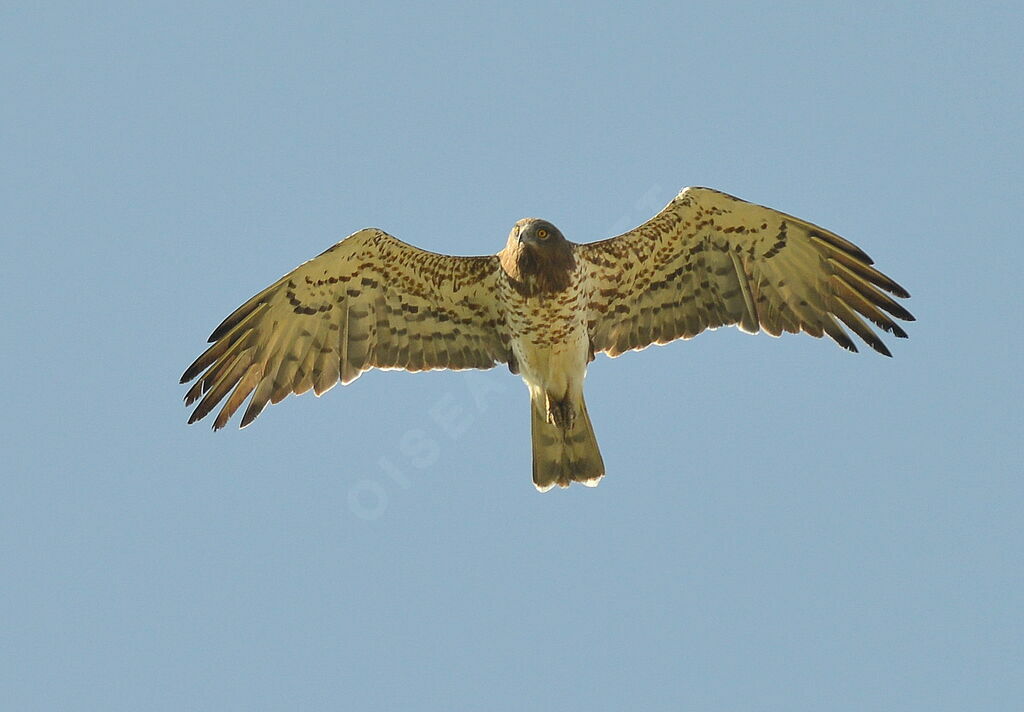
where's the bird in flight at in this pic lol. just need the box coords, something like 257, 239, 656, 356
181, 187, 913, 491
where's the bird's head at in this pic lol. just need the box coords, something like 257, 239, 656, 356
511, 218, 567, 250
500, 218, 575, 295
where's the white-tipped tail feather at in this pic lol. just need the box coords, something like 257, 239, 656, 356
530, 393, 605, 492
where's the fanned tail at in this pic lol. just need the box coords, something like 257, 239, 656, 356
530, 392, 605, 492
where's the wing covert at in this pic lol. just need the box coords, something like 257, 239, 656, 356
578, 187, 914, 357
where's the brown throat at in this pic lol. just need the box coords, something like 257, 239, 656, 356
499, 241, 576, 297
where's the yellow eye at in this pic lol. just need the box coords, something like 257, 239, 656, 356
536, 228, 548, 239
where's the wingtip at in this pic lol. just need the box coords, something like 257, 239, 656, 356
184, 387, 203, 407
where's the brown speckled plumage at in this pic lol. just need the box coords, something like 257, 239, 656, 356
579, 187, 912, 359
181, 230, 511, 430
182, 187, 914, 490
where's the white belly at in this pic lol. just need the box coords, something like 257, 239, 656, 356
511, 318, 590, 401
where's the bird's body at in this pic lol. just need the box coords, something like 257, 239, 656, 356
181, 187, 914, 491
497, 219, 604, 489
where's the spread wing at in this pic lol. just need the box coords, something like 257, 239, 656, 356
578, 187, 914, 357
181, 229, 510, 429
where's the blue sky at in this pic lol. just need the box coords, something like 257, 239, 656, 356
4, 2, 1021, 710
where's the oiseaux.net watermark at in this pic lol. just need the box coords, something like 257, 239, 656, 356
346, 373, 508, 520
